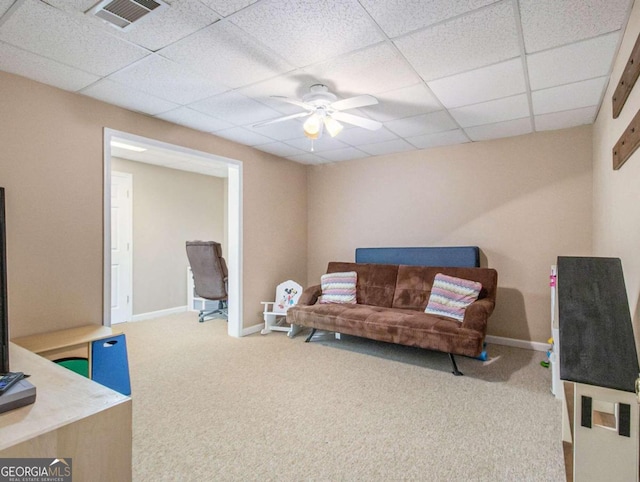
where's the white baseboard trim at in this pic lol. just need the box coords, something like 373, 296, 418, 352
485, 335, 550, 352
242, 323, 264, 336
131, 305, 188, 322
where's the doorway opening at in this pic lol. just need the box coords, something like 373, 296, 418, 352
102, 128, 243, 337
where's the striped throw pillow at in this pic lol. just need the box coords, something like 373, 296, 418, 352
320, 271, 357, 304
425, 273, 482, 322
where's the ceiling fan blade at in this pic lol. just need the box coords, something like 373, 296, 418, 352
331, 112, 382, 131
270, 95, 315, 111
253, 111, 311, 128
330, 94, 378, 111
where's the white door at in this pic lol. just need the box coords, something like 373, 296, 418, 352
111, 171, 133, 324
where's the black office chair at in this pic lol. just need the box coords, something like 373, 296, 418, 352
186, 241, 228, 322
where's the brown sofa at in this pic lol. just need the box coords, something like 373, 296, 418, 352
286, 262, 498, 375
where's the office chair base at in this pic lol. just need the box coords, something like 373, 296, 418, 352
198, 301, 228, 322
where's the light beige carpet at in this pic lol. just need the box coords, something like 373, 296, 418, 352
120, 312, 565, 481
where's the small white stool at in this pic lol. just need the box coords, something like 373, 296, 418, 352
261, 280, 303, 337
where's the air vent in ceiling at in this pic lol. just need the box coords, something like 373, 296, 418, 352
87, 0, 167, 31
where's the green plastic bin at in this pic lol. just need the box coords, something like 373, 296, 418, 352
55, 357, 89, 378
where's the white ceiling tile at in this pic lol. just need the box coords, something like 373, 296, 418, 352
357, 138, 415, 156
316, 147, 369, 162
385, 111, 457, 137
189, 91, 282, 125
255, 142, 306, 157
248, 118, 306, 141
303, 43, 420, 95
449, 94, 530, 128
428, 58, 526, 109
230, 0, 383, 67
0, 0, 14, 17
286, 152, 326, 164
237, 71, 319, 114
464, 117, 532, 141
527, 32, 620, 90
199, 0, 257, 17
159, 21, 292, 89
532, 76, 608, 115
156, 107, 234, 132
108, 0, 220, 52
394, 2, 519, 81
337, 126, 398, 146
521, 0, 631, 53
108, 56, 227, 105
534, 106, 598, 131
359, 83, 442, 122
286, 135, 349, 153
0, 0, 149, 76
0, 41, 99, 91
81, 79, 178, 115
406, 129, 470, 149
215, 127, 274, 146
359, 0, 499, 38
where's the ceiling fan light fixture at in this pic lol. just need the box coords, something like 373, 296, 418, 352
324, 116, 343, 137
303, 113, 322, 139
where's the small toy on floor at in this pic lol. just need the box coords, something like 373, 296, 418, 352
540, 337, 553, 368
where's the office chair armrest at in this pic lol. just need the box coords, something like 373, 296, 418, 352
298, 284, 322, 305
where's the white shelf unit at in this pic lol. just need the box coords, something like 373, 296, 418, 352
550, 265, 564, 400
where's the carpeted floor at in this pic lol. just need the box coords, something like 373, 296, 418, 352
120, 312, 565, 481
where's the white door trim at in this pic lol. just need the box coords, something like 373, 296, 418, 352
102, 128, 243, 336
110, 170, 133, 324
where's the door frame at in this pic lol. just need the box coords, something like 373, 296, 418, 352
110, 170, 133, 324
102, 128, 244, 337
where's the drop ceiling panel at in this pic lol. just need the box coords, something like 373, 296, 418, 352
394, 1, 520, 81
158, 21, 292, 89
357, 138, 415, 156
317, 147, 368, 163
156, 107, 234, 132
385, 110, 457, 137
81, 79, 178, 115
215, 127, 274, 146
337, 126, 399, 146
450, 94, 530, 128
198, 0, 257, 17
406, 129, 470, 149
359, 0, 500, 38
527, 32, 620, 90
256, 142, 306, 157
532, 76, 608, 115
189, 91, 282, 126
359, 83, 442, 122
108, 55, 227, 105
287, 152, 326, 164
520, 0, 631, 53
0, 0, 149, 76
303, 43, 421, 95
237, 71, 318, 114
0, 41, 99, 91
230, 0, 383, 67
0, 0, 14, 17
534, 105, 598, 131
428, 58, 526, 109
248, 119, 306, 141
464, 117, 532, 141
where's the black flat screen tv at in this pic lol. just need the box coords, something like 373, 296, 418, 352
0, 187, 9, 374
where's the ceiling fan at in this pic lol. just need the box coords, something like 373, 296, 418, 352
254, 84, 382, 140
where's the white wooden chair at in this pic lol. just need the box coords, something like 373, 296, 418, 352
260, 280, 303, 336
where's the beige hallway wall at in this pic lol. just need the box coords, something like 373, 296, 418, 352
111, 158, 225, 316
0, 71, 307, 337
307, 127, 593, 343
592, 0, 640, 349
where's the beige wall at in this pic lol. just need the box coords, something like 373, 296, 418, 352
307, 127, 593, 343
111, 157, 225, 316
0, 71, 307, 337
593, 0, 640, 348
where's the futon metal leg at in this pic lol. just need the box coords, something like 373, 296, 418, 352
449, 353, 463, 376
305, 328, 317, 342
